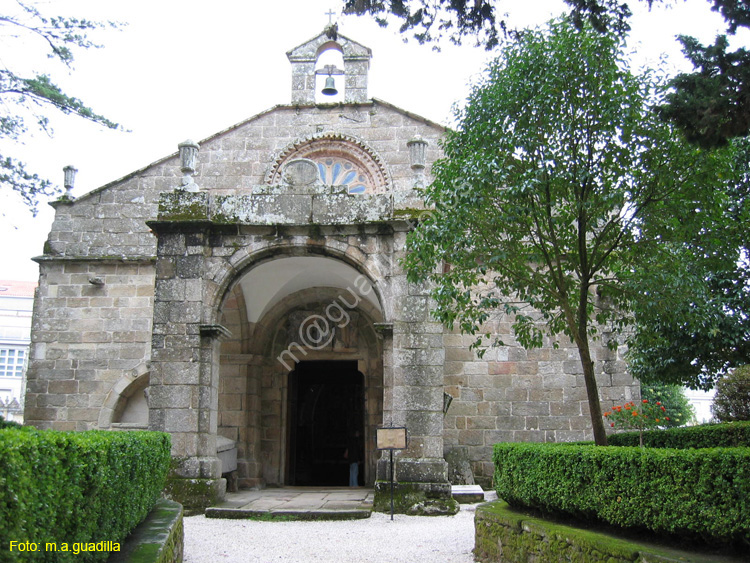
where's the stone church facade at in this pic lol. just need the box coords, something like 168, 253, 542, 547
24, 26, 637, 512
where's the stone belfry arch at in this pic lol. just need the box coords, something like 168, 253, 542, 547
287, 23, 372, 104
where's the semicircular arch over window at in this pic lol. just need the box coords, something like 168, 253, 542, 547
267, 132, 391, 194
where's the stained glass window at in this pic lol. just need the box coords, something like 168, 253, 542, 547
316, 158, 371, 194
269, 133, 389, 193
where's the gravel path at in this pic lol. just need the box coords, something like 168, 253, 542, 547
183, 503, 478, 563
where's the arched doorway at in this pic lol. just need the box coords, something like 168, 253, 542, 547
215, 253, 385, 489
287, 360, 364, 486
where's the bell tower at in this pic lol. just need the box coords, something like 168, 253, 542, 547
286, 23, 372, 104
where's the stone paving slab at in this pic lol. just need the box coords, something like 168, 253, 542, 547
205, 487, 374, 521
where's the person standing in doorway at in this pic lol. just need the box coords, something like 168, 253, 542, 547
345, 429, 362, 487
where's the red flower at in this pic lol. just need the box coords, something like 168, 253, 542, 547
642, 399, 648, 404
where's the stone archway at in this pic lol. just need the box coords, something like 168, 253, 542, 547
215, 255, 385, 489
149, 194, 452, 511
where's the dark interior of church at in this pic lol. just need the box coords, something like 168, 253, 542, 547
287, 360, 364, 486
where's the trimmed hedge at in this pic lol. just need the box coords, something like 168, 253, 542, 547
0, 428, 171, 562
608, 421, 750, 448
0, 415, 21, 430
493, 442, 750, 546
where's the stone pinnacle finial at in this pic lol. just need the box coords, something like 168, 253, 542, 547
325, 22, 338, 40
407, 136, 428, 170
407, 136, 428, 188
178, 139, 200, 193
63, 165, 78, 198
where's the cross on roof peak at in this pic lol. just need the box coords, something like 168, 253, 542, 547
325, 9, 336, 24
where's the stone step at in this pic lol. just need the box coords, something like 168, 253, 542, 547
205, 487, 374, 521
451, 484, 485, 504
205, 507, 372, 521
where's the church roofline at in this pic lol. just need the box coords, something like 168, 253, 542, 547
286, 29, 372, 62
66, 98, 446, 205
370, 97, 447, 132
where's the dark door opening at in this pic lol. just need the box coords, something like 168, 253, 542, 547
287, 360, 364, 486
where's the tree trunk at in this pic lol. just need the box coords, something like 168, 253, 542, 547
576, 337, 608, 446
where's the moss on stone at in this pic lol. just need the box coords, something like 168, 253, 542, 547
392, 208, 426, 220
157, 192, 209, 222
164, 476, 224, 516
308, 223, 324, 240
110, 499, 183, 563
374, 481, 459, 516
475, 501, 746, 563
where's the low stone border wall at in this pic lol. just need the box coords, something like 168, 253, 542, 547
475, 501, 746, 563
109, 499, 184, 563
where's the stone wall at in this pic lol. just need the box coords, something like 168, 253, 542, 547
41, 101, 441, 261
25, 259, 155, 431
26, 101, 441, 431
443, 321, 636, 486
192, 103, 443, 196
25, 95, 641, 510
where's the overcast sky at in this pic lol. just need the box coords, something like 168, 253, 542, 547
0, 0, 736, 281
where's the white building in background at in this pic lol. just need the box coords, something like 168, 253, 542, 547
685, 387, 716, 424
0, 280, 36, 423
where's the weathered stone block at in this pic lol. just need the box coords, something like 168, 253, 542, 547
164, 409, 199, 433
157, 192, 210, 222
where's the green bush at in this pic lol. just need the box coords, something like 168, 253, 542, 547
640, 383, 695, 427
608, 421, 750, 448
0, 415, 21, 430
493, 442, 750, 546
0, 429, 171, 562
713, 365, 750, 422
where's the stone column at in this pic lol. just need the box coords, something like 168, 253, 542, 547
374, 229, 456, 515
289, 60, 316, 104
149, 227, 227, 513
343, 58, 370, 103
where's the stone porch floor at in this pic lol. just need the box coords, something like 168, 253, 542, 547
204, 485, 486, 520
205, 487, 375, 521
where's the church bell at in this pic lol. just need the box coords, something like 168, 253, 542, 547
321, 75, 338, 96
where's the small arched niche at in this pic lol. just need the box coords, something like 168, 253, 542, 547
315, 42, 344, 103
110, 373, 150, 429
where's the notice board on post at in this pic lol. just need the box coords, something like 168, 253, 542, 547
376, 427, 407, 451
376, 426, 407, 520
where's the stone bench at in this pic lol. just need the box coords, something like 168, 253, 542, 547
217, 436, 238, 492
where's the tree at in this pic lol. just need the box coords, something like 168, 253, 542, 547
712, 365, 750, 421
342, 0, 633, 49
0, 1, 119, 214
658, 34, 750, 149
640, 383, 695, 427
403, 17, 739, 445
344, 0, 750, 147
627, 261, 750, 390
625, 136, 750, 390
